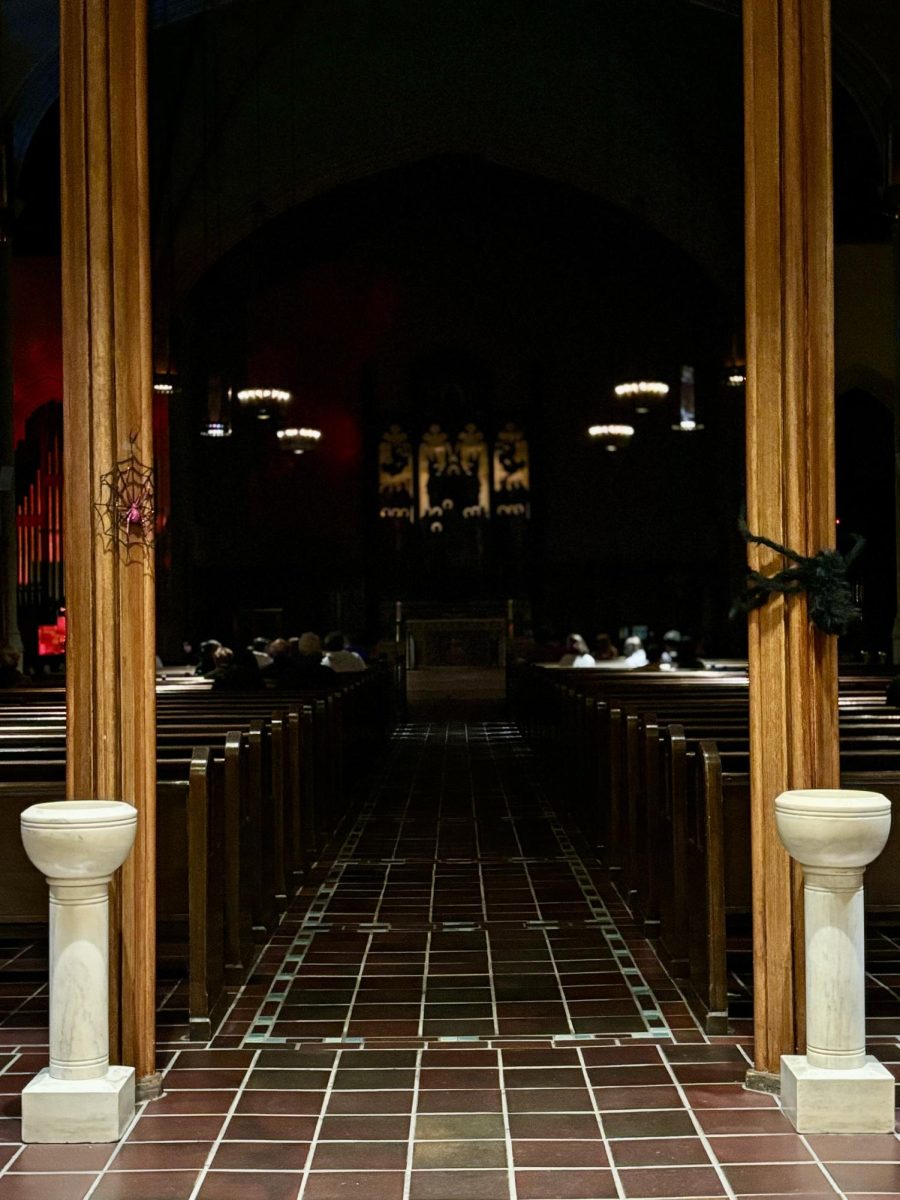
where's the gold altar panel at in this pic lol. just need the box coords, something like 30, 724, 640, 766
493, 423, 530, 517
378, 424, 415, 521
417, 423, 490, 533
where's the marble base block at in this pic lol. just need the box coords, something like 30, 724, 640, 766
22, 1066, 135, 1143
781, 1054, 895, 1133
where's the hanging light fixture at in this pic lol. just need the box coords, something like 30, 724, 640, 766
153, 373, 177, 396
613, 380, 670, 414
723, 334, 746, 387
672, 365, 704, 432
236, 387, 293, 420
276, 426, 323, 455
200, 377, 233, 438
588, 423, 635, 452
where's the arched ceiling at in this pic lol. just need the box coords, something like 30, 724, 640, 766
4, 0, 896, 300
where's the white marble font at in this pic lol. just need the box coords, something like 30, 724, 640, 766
19, 800, 138, 1143
775, 788, 895, 1134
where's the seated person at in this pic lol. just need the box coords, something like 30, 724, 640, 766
249, 636, 274, 671
277, 632, 333, 687
622, 635, 648, 668
195, 638, 222, 676
322, 631, 366, 673
559, 633, 596, 668
593, 632, 618, 661
209, 646, 265, 690
0, 647, 27, 688
661, 629, 681, 667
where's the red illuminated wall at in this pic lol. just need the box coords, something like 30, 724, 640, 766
12, 258, 63, 445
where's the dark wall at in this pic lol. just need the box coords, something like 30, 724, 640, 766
170, 158, 748, 652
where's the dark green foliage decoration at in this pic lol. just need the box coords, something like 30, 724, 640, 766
730, 514, 865, 636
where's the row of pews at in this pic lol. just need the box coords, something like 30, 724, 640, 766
0, 668, 396, 1038
512, 663, 900, 1033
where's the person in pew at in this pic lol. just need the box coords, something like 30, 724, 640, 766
558, 633, 596, 668
275, 632, 333, 687
523, 626, 564, 664
593, 632, 618, 661
195, 639, 222, 676
0, 648, 28, 688
673, 635, 707, 670
322, 631, 367, 673
208, 646, 266, 690
661, 629, 681, 667
249, 637, 274, 671
622, 636, 648, 668
635, 642, 664, 671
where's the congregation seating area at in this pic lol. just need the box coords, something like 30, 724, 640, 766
0, 668, 397, 1040
512, 664, 900, 1035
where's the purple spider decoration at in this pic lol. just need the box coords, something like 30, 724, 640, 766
94, 434, 156, 563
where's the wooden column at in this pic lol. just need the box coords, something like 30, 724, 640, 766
60, 0, 158, 1094
743, 0, 838, 1080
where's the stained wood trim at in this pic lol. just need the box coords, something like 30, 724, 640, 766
743, 0, 837, 1072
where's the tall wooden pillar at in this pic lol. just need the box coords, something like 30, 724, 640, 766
743, 0, 838, 1080
60, 0, 158, 1094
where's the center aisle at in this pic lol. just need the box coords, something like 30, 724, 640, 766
1, 724, 893, 1199
241, 721, 672, 1045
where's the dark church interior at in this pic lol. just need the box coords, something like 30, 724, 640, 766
2, 0, 900, 1195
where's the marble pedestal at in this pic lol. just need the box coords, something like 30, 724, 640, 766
22, 1067, 135, 1143
775, 789, 895, 1134
19, 800, 138, 1143
781, 1055, 895, 1133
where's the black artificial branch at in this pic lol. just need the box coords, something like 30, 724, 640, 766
730, 514, 865, 636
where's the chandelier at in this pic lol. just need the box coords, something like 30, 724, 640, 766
276, 426, 323, 455
588, 423, 635, 452
614, 380, 670, 414
236, 387, 293, 420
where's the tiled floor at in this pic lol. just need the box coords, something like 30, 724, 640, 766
0, 722, 897, 1198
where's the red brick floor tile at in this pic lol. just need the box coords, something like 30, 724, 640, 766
236, 1090, 326, 1116
91, 1173, 200, 1200
197, 1172, 304, 1200
0, 1177, 97, 1200
318, 1114, 412, 1140
408, 1170, 509, 1199
721, 1162, 837, 1194
212, 1140, 311, 1170
593, 1085, 684, 1111
127, 1115, 226, 1141
681, 1085, 777, 1109
224, 1114, 318, 1141
507, 1113, 601, 1139
616, 1166, 727, 1197
694, 1108, 797, 1135
413, 1140, 508, 1168
806, 1133, 900, 1161
310, 1140, 408, 1170
147, 1089, 235, 1115
706, 1134, 814, 1163
303, 1172, 405, 1199
827, 1161, 900, 1193
9, 1144, 114, 1172
511, 1139, 608, 1168
609, 1137, 710, 1167
504, 1087, 593, 1112
515, 1169, 618, 1199
417, 1089, 503, 1113
111, 1141, 213, 1170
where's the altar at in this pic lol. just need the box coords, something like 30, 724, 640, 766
405, 616, 507, 669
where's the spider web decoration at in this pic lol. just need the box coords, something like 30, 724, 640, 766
94, 435, 156, 564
